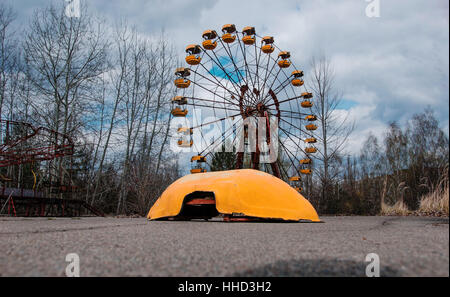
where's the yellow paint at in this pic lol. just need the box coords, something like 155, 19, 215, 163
292, 78, 304, 86
242, 36, 255, 45
202, 40, 217, 50
174, 78, 190, 89
278, 60, 291, 68
147, 169, 320, 222
186, 55, 201, 65
301, 100, 313, 108
222, 24, 236, 33
262, 44, 274, 54
171, 107, 188, 117
190, 168, 207, 174
222, 33, 236, 43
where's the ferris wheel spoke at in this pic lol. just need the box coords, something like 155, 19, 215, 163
262, 77, 292, 105
189, 68, 239, 99
280, 126, 321, 161
184, 102, 241, 112
262, 66, 298, 107
261, 68, 282, 101
278, 125, 308, 155
277, 140, 300, 172
186, 96, 239, 108
216, 38, 249, 87
201, 119, 243, 156
265, 95, 304, 108
233, 35, 261, 106
274, 109, 310, 117
235, 33, 256, 92
227, 49, 256, 106
199, 50, 243, 98
216, 38, 248, 86
278, 116, 310, 134
260, 55, 277, 97
188, 79, 237, 107
253, 43, 262, 98
190, 112, 241, 130
278, 117, 324, 147
217, 39, 257, 106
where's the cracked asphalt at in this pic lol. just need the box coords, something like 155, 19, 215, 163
0, 216, 448, 276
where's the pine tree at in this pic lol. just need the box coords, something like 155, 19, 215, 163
210, 144, 236, 171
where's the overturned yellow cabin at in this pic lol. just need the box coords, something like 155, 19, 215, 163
147, 169, 320, 222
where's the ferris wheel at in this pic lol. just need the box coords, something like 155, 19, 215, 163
170, 24, 318, 193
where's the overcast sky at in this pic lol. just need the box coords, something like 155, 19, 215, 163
6, 0, 450, 155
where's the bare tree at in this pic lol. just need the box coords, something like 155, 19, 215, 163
1, 3, 182, 215
0, 3, 17, 121
23, 2, 108, 191
308, 55, 354, 211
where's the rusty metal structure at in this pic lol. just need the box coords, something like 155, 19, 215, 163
0, 120, 103, 217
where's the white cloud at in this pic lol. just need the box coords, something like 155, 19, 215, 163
9, 0, 449, 162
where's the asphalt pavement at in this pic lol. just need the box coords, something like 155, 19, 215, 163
0, 216, 448, 276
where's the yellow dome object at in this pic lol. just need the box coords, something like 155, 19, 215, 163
222, 33, 236, 43
147, 169, 320, 222
202, 39, 217, 50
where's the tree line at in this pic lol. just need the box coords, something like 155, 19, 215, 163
0, 2, 180, 215
2, 2, 448, 216
309, 108, 449, 215
209, 56, 449, 215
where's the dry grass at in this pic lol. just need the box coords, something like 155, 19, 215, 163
418, 185, 449, 216
417, 167, 449, 216
381, 200, 411, 216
